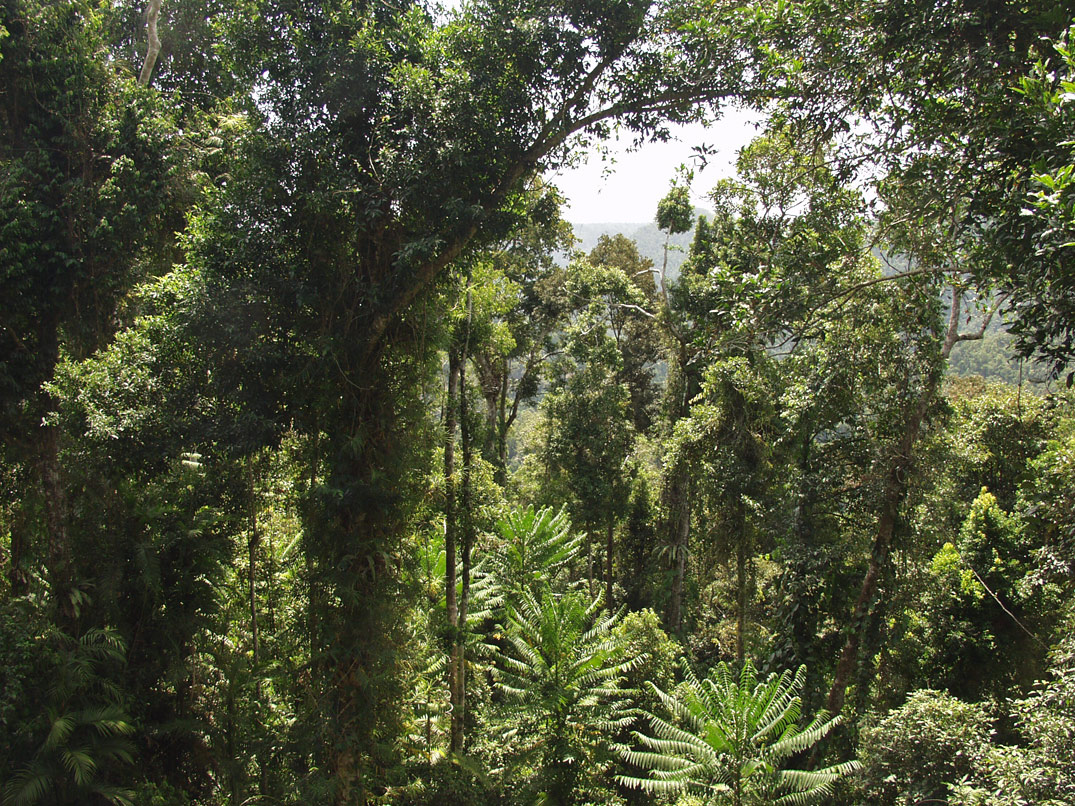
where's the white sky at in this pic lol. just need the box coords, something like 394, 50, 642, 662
546, 106, 766, 224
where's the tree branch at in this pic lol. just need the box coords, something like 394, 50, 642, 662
138, 0, 162, 87
956, 292, 1008, 343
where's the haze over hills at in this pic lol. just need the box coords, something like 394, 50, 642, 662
571, 213, 705, 280
571, 223, 1044, 389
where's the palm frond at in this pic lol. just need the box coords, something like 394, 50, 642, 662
622, 660, 857, 804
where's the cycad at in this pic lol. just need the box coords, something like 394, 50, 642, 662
619, 660, 858, 806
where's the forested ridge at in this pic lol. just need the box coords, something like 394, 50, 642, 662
2, 1, 1074, 804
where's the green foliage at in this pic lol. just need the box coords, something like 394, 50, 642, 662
541, 298, 635, 539
587, 235, 662, 433
1022, 406, 1075, 574
901, 490, 1038, 701
612, 609, 682, 712
947, 629, 1075, 805
657, 186, 695, 236
7, 1, 1075, 803
1003, 25, 1075, 377
491, 505, 582, 601
391, 756, 497, 806
620, 661, 856, 805
0, 0, 176, 423
496, 586, 638, 805
855, 689, 992, 806
3, 628, 136, 806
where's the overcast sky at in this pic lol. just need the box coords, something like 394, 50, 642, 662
547, 106, 766, 224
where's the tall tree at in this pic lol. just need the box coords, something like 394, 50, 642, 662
772, 0, 1073, 374
183, 1, 778, 798
467, 181, 575, 485
654, 129, 869, 639
0, 0, 175, 612
542, 274, 636, 608
587, 234, 663, 433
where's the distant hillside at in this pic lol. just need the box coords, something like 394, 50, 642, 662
948, 318, 1050, 387
571, 213, 706, 280
567, 232, 1043, 388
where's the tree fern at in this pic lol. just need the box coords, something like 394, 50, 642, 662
619, 660, 858, 806
491, 505, 582, 601
496, 586, 640, 805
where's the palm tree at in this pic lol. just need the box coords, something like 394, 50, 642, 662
3, 629, 135, 806
619, 660, 857, 806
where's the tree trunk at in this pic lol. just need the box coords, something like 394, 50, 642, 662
606, 519, 615, 612
826, 429, 917, 715
40, 422, 73, 620
496, 366, 509, 487
457, 314, 473, 754
248, 459, 261, 672
7, 499, 30, 597
662, 342, 696, 635
138, 0, 162, 87
826, 289, 975, 714
736, 510, 747, 665
666, 467, 691, 634
473, 352, 501, 468
444, 347, 462, 754
587, 528, 596, 599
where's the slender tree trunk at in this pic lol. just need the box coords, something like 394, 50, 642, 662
496, 366, 509, 487
736, 511, 747, 665
587, 529, 595, 599
662, 341, 695, 635
444, 347, 461, 754
826, 423, 919, 715
474, 353, 500, 467
606, 519, 615, 612
246, 456, 269, 795
248, 459, 261, 673
138, 0, 162, 87
666, 467, 690, 633
40, 421, 73, 620
826, 289, 978, 714
457, 321, 473, 754
7, 501, 30, 597
267, 510, 277, 635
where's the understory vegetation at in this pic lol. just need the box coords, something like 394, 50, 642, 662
2, 0, 1074, 804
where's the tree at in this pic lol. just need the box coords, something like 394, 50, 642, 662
908, 490, 1042, 702
587, 234, 663, 433
620, 660, 857, 806
855, 689, 992, 806
771, 1, 1073, 374
467, 181, 576, 484
542, 283, 636, 607
653, 128, 870, 638
1000, 24, 1075, 378
0, 0, 175, 610
180, 3, 781, 796
490, 505, 582, 603
496, 586, 637, 806
2, 629, 136, 806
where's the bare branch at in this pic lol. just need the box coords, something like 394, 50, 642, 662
956, 292, 1009, 343
138, 0, 162, 87
831, 265, 953, 302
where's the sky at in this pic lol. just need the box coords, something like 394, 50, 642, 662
546, 106, 766, 225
